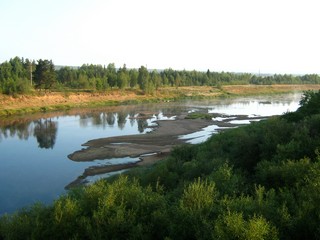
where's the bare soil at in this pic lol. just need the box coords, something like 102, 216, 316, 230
1, 85, 320, 113
68, 116, 214, 162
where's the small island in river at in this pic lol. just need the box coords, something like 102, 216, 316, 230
67, 111, 265, 188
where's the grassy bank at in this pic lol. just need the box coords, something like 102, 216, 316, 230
1, 85, 320, 116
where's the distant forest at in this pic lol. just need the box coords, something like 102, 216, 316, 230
1, 56, 320, 95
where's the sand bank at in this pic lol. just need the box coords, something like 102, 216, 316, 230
66, 113, 265, 189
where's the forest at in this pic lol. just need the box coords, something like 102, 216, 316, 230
1, 89, 320, 239
1, 56, 320, 95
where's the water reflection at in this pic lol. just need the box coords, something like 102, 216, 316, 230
137, 118, 148, 133
117, 112, 127, 130
106, 112, 115, 126
0, 122, 32, 141
33, 119, 58, 149
207, 100, 299, 116
0, 111, 157, 149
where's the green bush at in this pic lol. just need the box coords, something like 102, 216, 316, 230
214, 212, 278, 240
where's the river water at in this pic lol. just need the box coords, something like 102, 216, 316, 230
0, 93, 302, 215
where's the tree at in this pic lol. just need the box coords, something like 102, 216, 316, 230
0, 61, 12, 80
129, 69, 139, 88
129, 69, 138, 88
57, 67, 76, 85
150, 70, 162, 90
117, 64, 129, 90
213, 212, 278, 240
138, 66, 150, 93
23, 58, 36, 86
9, 57, 25, 79
34, 59, 56, 91
174, 73, 182, 88
106, 63, 117, 88
0, 58, 31, 94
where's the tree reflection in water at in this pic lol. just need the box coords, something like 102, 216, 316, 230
117, 111, 127, 130
0, 122, 33, 141
0, 109, 158, 147
137, 118, 148, 133
129, 111, 136, 127
33, 119, 58, 149
106, 112, 115, 126
92, 113, 102, 126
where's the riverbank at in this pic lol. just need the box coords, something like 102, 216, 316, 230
1, 85, 320, 116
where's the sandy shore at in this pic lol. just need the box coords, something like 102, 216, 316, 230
66, 115, 212, 188
68, 116, 214, 162
66, 112, 264, 188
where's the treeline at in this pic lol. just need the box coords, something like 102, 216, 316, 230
0, 57, 35, 94
1, 56, 320, 95
1, 91, 320, 239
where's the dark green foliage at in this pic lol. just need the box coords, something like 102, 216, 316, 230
0, 203, 52, 240
255, 158, 313, 189
33, 59, 56, 90
283, 90, 320, 121
138, 66, 151, 93
117, 64, 129, 90
0, 57, 32, 95
106, 63, 117, 89
185, 112, 213, 120
2, 77, 30, 95
129, 69, 138, 88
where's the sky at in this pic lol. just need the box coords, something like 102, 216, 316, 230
0, 0, 319, 74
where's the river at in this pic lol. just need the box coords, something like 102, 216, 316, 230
0, 93, 302, 215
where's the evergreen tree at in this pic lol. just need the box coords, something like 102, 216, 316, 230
34, 59, 56, 91
129, 69, 138, 88
117, 64, 129, 90
138, 66, 149, 93
106, 63, 117, 88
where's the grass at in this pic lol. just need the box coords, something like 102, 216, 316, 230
185, 112, 213, 120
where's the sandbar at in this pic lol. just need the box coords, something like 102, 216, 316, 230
66, 113, 265, 189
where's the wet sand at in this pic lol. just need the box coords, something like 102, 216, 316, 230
68, 116, 214, 162
66, 116, 213, 188
66, 113, 265, 188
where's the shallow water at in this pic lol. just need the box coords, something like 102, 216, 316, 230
0, 93, 301, 214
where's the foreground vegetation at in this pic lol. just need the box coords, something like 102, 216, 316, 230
1, 90, 320, 239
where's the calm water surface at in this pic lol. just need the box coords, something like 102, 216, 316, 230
0, 94, 301, 214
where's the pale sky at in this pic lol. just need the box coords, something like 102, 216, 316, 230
0, 0, 319, 74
